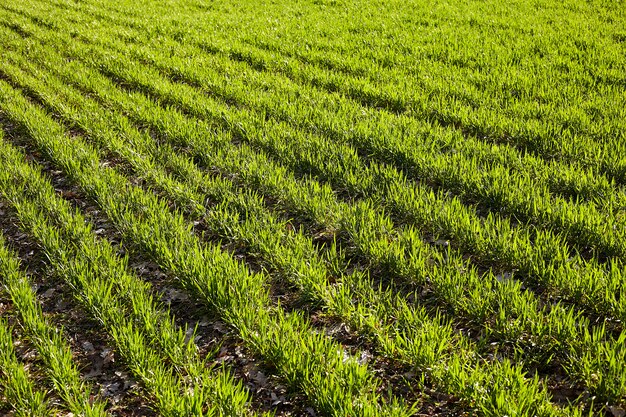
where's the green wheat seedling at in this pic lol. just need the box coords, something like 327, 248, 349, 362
0, 143, 254, 415
17, 0, 626, 184
0, 235, 108, 416
7, 0, 623, 254
0, 34, 619, 411
0, 0, 624, 414
0, 79, 413, 416
2, 18, 622, 328
0, 317, 50, 417
0, 46, 579, 416
3, 12, 623, 317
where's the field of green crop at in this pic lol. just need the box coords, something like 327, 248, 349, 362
0, 0, 624, 415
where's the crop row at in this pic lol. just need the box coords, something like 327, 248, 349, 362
9, 0, 626, 265
0, 0, 624, 415
13, 0, 626, 186
0, 13, 625, 416
0, 77, 421, 415
0, 35, 588, 417
0, 232, 107, 416
0, 130, 258, 415
3, 5, 626, 324
4, 6, 626, 330
9, 0, 626, 273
